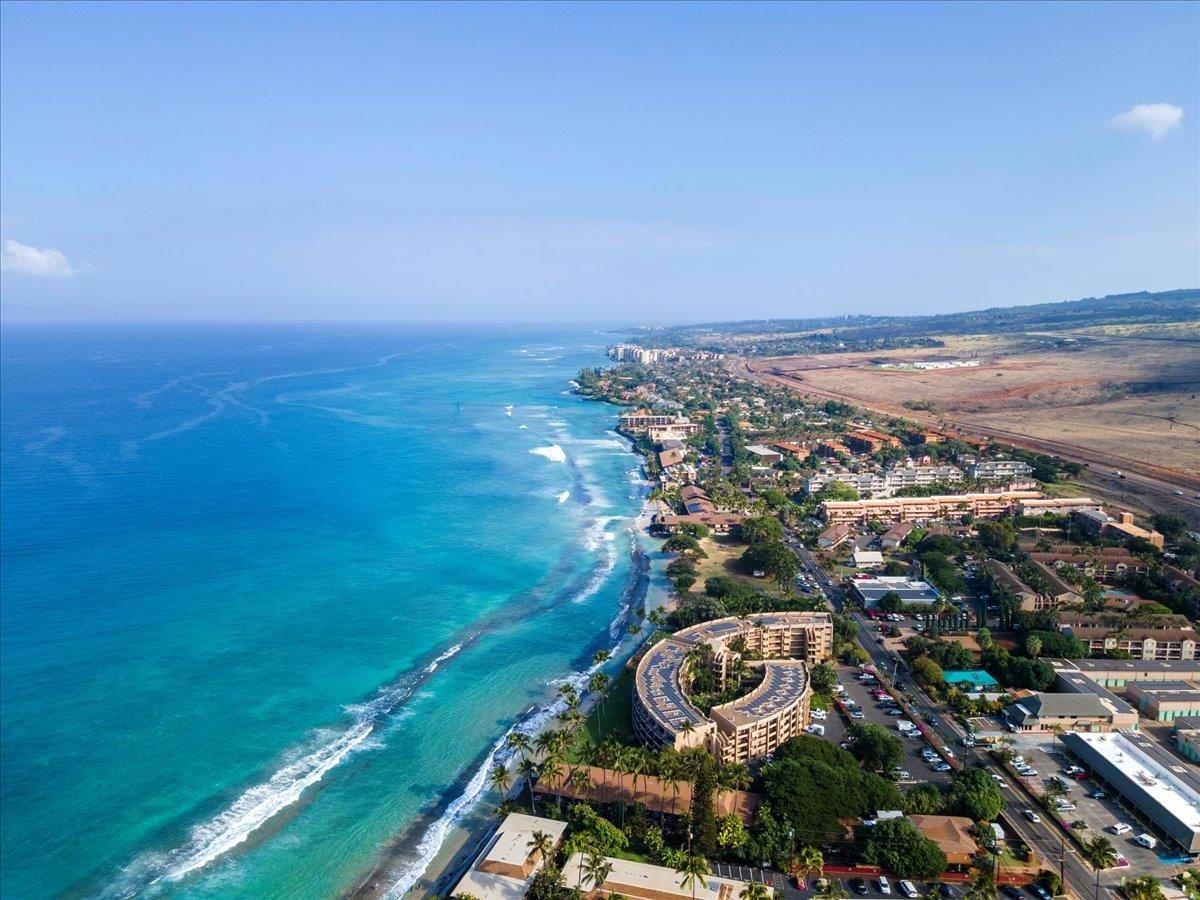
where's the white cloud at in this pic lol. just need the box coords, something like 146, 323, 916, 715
1, 239, 78, 277
1106, 103, 1184, 140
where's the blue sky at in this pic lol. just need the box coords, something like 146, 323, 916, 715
1, 1, 1196, 323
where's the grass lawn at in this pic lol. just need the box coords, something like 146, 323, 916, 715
694, 534, 763, 589
570, 669, 636, 761
1040, 481, 1090, 498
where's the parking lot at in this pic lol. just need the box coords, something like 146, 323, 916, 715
709, 861, 959, 899
816, 665, 957, 788
1001, 738, 1182, 881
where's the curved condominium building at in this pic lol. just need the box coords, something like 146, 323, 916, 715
633, 612, 834, 764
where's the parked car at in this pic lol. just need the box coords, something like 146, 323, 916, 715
1028, 885, 1052, 900
1090, 790, 1106, 799
878, 875, 892, 894
1108, 823, 1131, 835
1053, 801, 1076, 812
850, 877, 869, 895
1134, 833, 1158, 849
850, 711, 866, 720
899, 880, 921, 898
933, 762, 953, 772
893, 770, 911, 781
1001, 887, 1023, 899
805, 724, 825, 735
1063, 765, 1085, 776
937, 884, 957, 898
1023, 809, 1041, 823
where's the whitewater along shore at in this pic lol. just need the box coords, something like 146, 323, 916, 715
348, 454, 672, 899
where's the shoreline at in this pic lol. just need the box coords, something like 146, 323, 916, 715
350, 418, 670, 900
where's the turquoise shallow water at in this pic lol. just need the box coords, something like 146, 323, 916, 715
0, 325, 650, 899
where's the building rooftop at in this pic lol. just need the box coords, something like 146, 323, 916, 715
1063, 731, 1200, 838
850, 575, 940, 604
562, 852, 769, 899
1009, 692, 1120, 721
714, 660, 808, 726
1127, 681, 1200, 703
1058, 659, 1200, 676
450, 814, 568, 900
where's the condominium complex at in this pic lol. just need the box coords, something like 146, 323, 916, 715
968, 459, 1034, 480
805, 464, 963, 497
821, 490, 1044, 524
1073, 508, 1165, 550
632, 613, 833, 765
618, 410, 698, 434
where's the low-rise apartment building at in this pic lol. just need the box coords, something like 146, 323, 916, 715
968, 459, 1034, 480
1004, 691, 1138, 733
1073, 508, 1165, 550
1015, 497, 1104, 516
821, 490, 1044, 524
983, 559, 1041, 611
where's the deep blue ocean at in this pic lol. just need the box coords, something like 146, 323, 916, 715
0, 325, 656, 899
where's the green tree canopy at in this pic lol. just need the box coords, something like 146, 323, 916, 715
847, 723, 904, 772
948, 767, 1005, 821
741, 515, 784, 545
861, 818, 948, 880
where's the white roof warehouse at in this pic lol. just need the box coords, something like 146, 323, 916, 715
1062, 731, 1200, 855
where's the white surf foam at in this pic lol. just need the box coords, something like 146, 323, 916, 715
556, 491, 570, 504
518, 424, 528, 430
529, 445, 566, 463
504, 405, 514, 416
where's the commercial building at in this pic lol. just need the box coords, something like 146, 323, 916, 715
1073, 508, 1165, 550
1175, 718, 1200, 764
562, 853, 771, 899
449, 813, 568, 900
1062, 731, 1200, 855
821, 490, 1044, 524
852, 550, 885, 569
1126, 681, 1200, 722
849, 575, 940, 608
968, 459, 1035, 481
1004, 691, 1137, 733
772, 441, 810, 459
746, 444, 783, 465
632, 613, 833, 765
1050, 658, 1200, 688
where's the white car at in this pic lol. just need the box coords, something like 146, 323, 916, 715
811, 709, 828, 720
1134, 833, 1158, 849
1108, 823, 1131, 836
991, 774, 1009, 788
893, 770, 911, 781
899, 880, 920, 898
805, 724, 825, 735
878, 876, 892, 895
1023, 809, 1041, 823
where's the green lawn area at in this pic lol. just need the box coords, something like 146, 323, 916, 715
1040, 481, 1089, 498
570, 669, 635, 761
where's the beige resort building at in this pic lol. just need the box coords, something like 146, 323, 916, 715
632, 613, 833, 765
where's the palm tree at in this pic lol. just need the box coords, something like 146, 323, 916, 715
679, 719, 698, 746
1122, 874, 1167, 900
494, 799, 516, 821
739, 881, 771, 900
507, 731, 532, 762
1080, 835, 1118, 900
542, 759, 565, 813
659, 754, 681, 817
528, 829, 555, 864
582, 851, 613, 894
569, 765, 594, 804
612, 746, 632, 826
593, 649, 612, 667
519, 757, 540, 811
489, 765, 512, 798
717, 762, 751, 807
815, 879, 849, 900
794, 846, 824, 882
629, 746, 649, 806
675, 853, 712, 900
